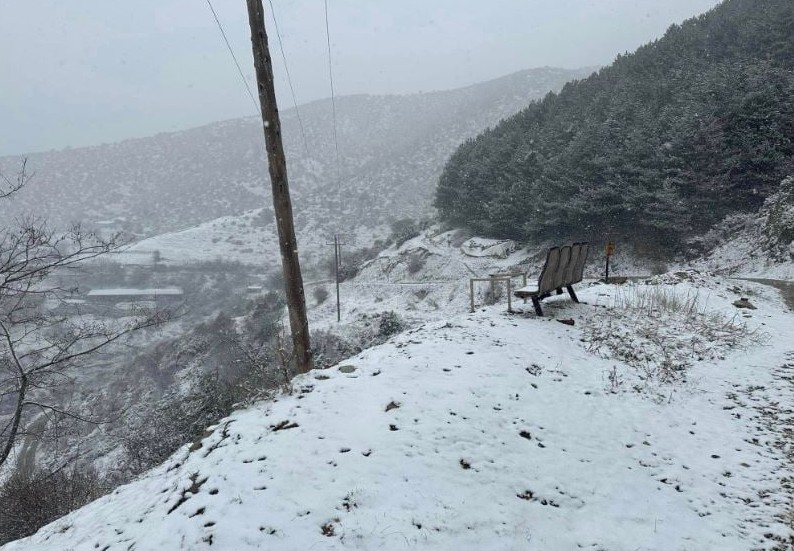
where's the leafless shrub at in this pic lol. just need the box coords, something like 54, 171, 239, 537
116, 299, 288, 476
389, 218, 430, 248
273, 324, 295, 395
406, 253, 426, 275
482, 282, 505, 306
606, 366, 623, 394
311, 330, 359, 369
0, 464, 106, 544
313, 286, 330, 305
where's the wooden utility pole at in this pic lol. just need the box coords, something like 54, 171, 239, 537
324, 234, 345, 322
333, 235, 341, 322
324, 235, 345, 322
333, 235, 345, 322
246, 0, 312, 373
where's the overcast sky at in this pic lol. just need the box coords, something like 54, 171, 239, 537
0, 0, 722, 156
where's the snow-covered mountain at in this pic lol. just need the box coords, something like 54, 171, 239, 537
0, 67, 593, 238
4, 266, 793, 550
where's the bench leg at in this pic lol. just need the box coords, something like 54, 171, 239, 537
531, 296, 543, 316
556, 288, 563, 295
566, 285, 579, 303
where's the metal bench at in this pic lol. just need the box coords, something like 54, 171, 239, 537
514, 242, 589, 316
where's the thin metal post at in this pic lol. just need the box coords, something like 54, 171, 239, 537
470, 279, 475, 312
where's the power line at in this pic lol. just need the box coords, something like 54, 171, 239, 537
267, 0, 311, 159
205, 0, 261, 116
324, 0, 342, 190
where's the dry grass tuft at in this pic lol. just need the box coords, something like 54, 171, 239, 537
583, 286, 767, 384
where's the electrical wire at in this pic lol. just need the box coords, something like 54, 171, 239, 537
267, 0, 311, 159
324, 0, 342, 190
205, 0, 261, 116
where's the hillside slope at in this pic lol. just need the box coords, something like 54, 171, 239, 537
435, 0, 794, 251
0, 67, 591, 237
5, 275, 793, 550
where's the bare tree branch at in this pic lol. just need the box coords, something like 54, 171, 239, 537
0, 158, 29, 199
0, 163, 170, 469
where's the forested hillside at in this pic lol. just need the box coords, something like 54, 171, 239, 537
435, 0, 794, 253
0, 67, 590, 238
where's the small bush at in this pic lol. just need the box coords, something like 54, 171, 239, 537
311, 330, 359, 368
377, 311, 403, 340
328, 242, 389, 282
406, 253, 426, 275
241, 292, 285, 346
649, 260, 668, 276
313, 286, 330, 305
389, 218, 430, 248
481, 282, 505, 306
265, 270, 284, 291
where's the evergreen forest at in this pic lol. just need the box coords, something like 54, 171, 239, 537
434, 0, 794, 253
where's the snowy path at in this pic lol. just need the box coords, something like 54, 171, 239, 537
4, 277, 793, 550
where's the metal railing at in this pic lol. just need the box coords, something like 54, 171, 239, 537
469, 272, 528, 313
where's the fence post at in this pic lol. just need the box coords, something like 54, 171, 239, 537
507, 278, 513, 313
469, 279, 475, 313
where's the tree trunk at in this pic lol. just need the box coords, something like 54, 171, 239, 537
0, 376, 27, 468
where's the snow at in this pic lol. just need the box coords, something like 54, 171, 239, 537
86, 288, 184, 297
122, 211, 278, 266
460, 237, 517, 258
685, 213, 794, 279
5, 273, 793, 550
515, 284, 539, 294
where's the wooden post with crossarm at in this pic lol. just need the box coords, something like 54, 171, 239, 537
246, 0, 312, 373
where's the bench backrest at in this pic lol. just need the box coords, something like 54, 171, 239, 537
537, 247, 561, 295
564, 243, 586, 285
551, 245, 572, 291
571, 242, 589, 284
563, 243, 578, 286
537, 242, 589, 294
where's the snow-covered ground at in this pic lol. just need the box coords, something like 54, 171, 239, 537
5, 270, 794, 550
690, 228, 794, 280
308, 231, 534, 334
122, 209, 278, 266
683, 205, 794, 280
122, 208, 391, 274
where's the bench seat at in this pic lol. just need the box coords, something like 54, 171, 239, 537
513, 285, 539, 297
